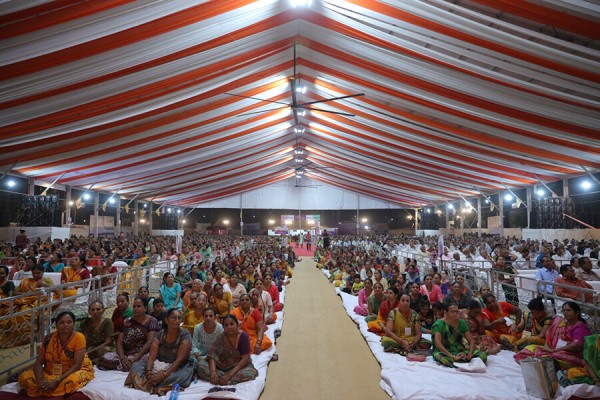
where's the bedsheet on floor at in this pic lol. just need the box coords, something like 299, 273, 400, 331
0, 287, 287, 400
330, 276, 600, 400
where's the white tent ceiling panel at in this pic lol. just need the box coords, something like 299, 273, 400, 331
194, 177, 402, 210
0, 0, 598, 209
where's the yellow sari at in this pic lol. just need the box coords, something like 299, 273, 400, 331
182, 308, 204, 334
119, 256, 148, 292
0, 278, 52, 348
19, 331, 94, 397
212, 292, 232, 319
60, 267, 90, 298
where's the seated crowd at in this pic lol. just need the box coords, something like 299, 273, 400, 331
319, 233, 599, 386
0, 234, 293, 398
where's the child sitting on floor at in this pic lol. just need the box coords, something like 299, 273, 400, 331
351, 274, 364, 295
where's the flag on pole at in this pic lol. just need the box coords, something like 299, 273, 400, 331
516, 197, 523, 208
490, 202, 495, 212
124, 204, 129, 213
176, 235, 182, 254
155, 208, 161, 216
101, 202, 107, 212
76, 198, 83, 209
139, 209, 146, 218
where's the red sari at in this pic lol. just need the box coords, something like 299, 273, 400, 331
481, 301, 522, 345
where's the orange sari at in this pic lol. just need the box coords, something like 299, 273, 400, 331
231, 306, 272, 352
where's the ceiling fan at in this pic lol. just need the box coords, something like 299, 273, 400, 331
293, 171, 321, 188
226, 43, 364, 124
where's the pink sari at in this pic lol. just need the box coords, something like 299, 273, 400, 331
514, 316, 591, 369
353, 288, 370, 316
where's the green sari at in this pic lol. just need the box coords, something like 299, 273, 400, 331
584, 334, 599, 379
365, 295, 383, 322
432, 319, 487, 368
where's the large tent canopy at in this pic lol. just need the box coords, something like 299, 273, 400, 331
1, 0, 599, 210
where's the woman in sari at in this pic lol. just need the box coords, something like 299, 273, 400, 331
182, 279, 203, 310
197, 315, 258, 385
433, 273, 447, 297
18, 311, 94, 397
263, 273, 283, 312
78, 301, 114, 363
98, 297, 160, 371
253, 279, 276, 324
125, 308, 194, 395
15, 263, 54, 293
43, 253, 65, 273
373, 269, 389, 291
432, 303, 487, 368
111, 292, 133, 334
182, 293, 207, 334
420, 275, 443, 304
512, 297, 553, 351
408, 282, 425, 312
224, 274, 247, 308
231, 294, 272, 355
381, 294, 430, 354
174, 266, 192, 293
119, 249, 148, 293
210, 283, 232, 320
0, 265, 14, 297
515, 302, 591, 370
90, 255, 117, 291
494, 257, 519, 307
137, 286, 154, 309
465, 300, 500, 355
368, 287, 400, 334
60, 255, 90, 299
159, 272, 182, 311
442, 281, 471, 311
353, 278, 373, 316
481, 293, 523, 347
192, 307, 223, 360
0, 264, 52, 348
8, 255, 26, 280
365, 282, 384, 322
583, 334, 600, 386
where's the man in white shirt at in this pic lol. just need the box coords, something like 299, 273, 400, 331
575, 257, 600, 281
514, 249, 533, 270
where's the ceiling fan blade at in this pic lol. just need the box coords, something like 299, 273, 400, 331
293, 108, 299, 125
300, 93, 364, 106
225, 92, 289, 106
302, 107, 356, 116
290, 78, 297, 106
293, 42, 297, 80
238, 106, 289, 117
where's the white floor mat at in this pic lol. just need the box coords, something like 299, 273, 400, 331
1, 289, 286, 400
323, 269, 600, 400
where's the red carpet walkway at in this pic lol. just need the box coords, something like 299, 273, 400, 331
292, 245, 314, 257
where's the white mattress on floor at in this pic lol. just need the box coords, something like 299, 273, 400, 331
1, 288, 287, 400
325, 270, 600, 400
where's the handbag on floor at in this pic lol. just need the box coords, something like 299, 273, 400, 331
406, 352, 426, 362
520, 357, 558, 399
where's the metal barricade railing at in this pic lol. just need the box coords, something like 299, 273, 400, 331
0, 259, 166, 382
478, 269, 599, 333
